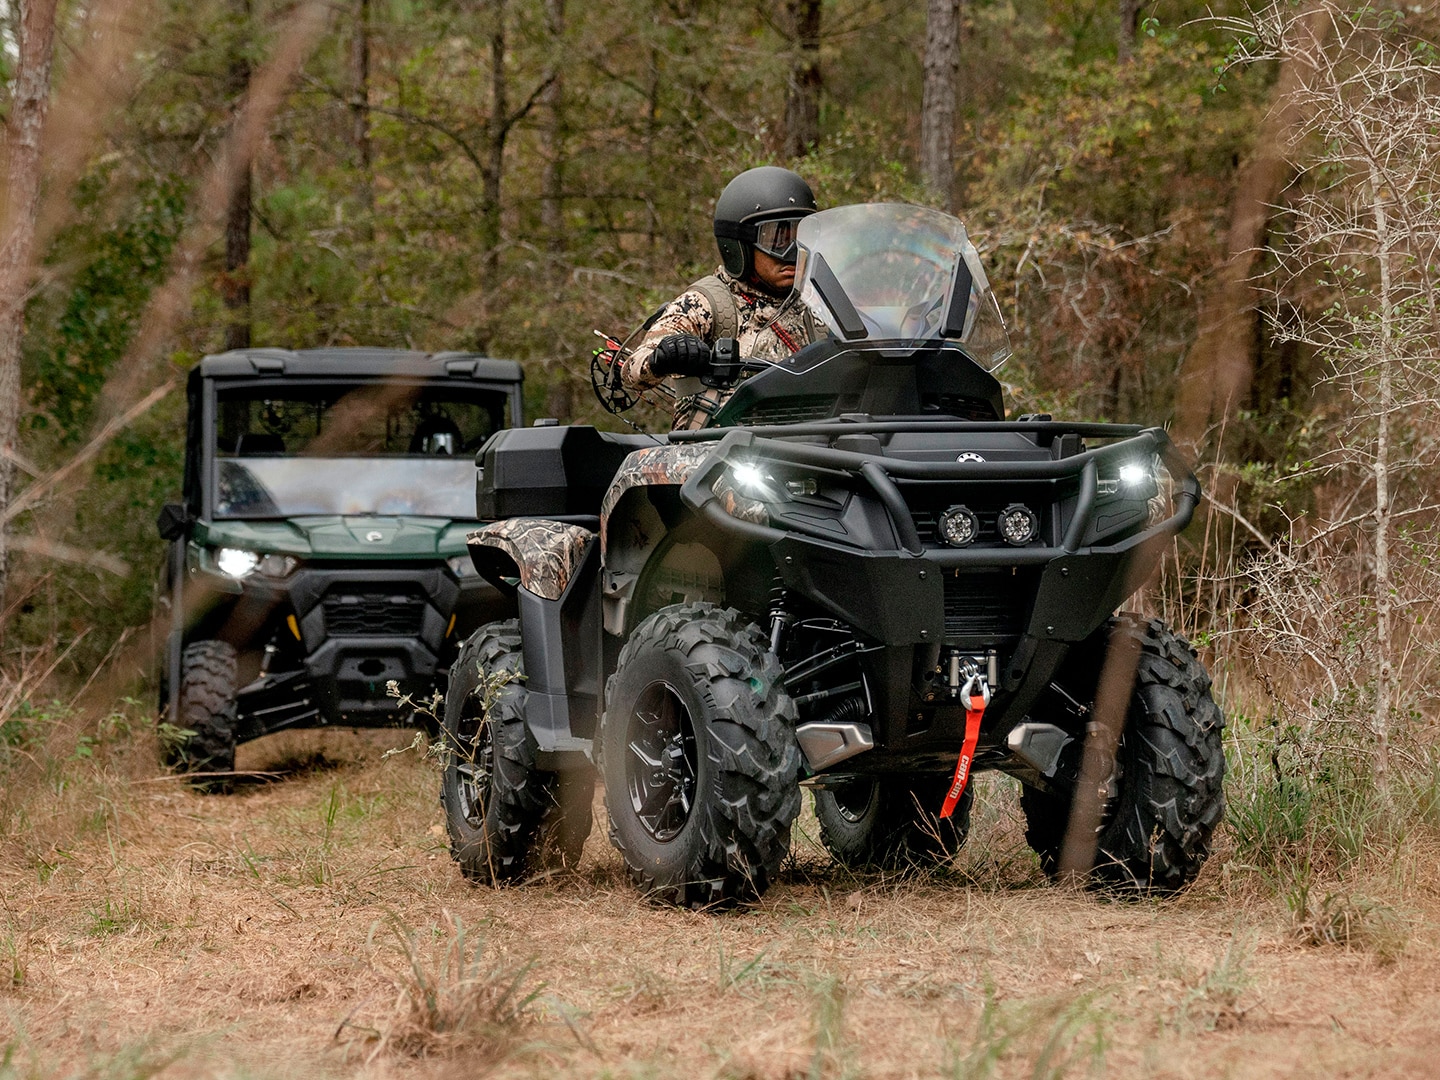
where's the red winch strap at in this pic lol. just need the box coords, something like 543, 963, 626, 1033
940, 692, 986, 819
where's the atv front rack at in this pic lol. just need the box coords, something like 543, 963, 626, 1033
674, 421, 1200, 568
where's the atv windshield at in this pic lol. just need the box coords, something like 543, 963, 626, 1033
793, 204, 1011, 370
211, 382, 503, 519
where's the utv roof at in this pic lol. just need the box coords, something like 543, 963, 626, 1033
197, 347, 524, 385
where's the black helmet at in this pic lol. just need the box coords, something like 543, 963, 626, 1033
713, 166, 817, 278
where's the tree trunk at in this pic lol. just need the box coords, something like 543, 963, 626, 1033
0, 0, 59, 598
781, 0, 821, 158
471, 0, 509, 351
645, 47, 660, 252
351, 0, 373, 217
1367, 162, 1393, 781
920, 0, 960, 210
1171, 2, 1328, 456
541, 0, 565, 253
1118, 0, 1140, 63
223, 0, 253, 352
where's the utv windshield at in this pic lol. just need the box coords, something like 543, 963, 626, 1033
211, 382, 503, 519
793, 204, 1011, 370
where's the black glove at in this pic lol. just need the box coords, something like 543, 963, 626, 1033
649, 334, 711, 377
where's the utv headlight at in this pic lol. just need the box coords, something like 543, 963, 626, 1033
446, 554, 477, 578
214, 547, 260, 579
999, 504, 1039, 546
210, 548, 296, 579
257, 553, 299, 578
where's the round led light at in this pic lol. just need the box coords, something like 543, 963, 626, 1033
215, 547, 260, 578
999, 504, 1039, 546
938, 505, 979, 547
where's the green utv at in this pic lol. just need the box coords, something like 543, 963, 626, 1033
444, 204, 1225, 904
157, 348, 523, 786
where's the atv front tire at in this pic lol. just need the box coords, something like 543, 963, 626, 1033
814, 775, 972, 870
1021, 616, 1225, 892
171, 640, 239, 792
441, 620, 592, 884
602, 603, 802, 908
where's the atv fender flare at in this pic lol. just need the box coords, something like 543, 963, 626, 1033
469, 518, 594, 601
599, 443, 730, 637
599, 443, 716, 558
468, 519, 601, 761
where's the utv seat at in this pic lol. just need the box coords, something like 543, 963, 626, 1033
235, 433, 286, 456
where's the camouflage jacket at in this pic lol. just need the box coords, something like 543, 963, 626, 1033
621, 268, 814, 430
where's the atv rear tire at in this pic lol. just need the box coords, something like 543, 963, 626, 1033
814, 775, 972, 870
1021, 616, 1225, 892
602, 603, 802, 908
171, 640, 239, 792
441, 620, 592, 884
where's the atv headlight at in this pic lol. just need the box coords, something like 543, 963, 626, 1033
447, 554, 477, 578
1098, 458, 1158, 498
727, 462, 788, 503
999, 504, 1039, 546
938, 505, 979, 547
214, 547, 260, 579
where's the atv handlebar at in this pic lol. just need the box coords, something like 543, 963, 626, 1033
677, 424, 1201, 567
698, 336, 771, 390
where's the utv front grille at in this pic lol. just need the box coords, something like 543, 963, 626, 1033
322, 588, 428, 636
942, 571, 1034, 641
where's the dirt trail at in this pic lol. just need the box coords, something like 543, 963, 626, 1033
1, 730, 1437, 1079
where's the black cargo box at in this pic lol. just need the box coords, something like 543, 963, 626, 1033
476, 425, 663, 522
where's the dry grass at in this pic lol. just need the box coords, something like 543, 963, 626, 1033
0, 725, 1439, 1079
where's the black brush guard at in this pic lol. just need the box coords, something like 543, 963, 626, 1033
675, 421, 1199, 650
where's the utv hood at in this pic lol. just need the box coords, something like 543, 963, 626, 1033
197, 516, 477, 559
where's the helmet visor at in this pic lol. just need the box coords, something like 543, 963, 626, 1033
753, 217, 803, 263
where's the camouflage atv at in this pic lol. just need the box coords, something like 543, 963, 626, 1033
442, 204, 1224, 905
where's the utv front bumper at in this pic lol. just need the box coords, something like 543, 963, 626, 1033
180, 563, 503, 741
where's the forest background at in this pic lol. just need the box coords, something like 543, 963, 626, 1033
1, 0, 1439, 971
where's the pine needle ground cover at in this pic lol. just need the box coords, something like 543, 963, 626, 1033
2, 725, 1438, 1080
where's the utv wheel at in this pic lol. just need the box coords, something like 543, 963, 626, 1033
441, 620, 593, 884
602, 603, 802, 908
1021, 616, 1225, 893
814, 775, 972, 870
166, 641, 240, 792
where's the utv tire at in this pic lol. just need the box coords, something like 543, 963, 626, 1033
170, 640, 239, 792
1021, 616, 1225, 893
602, 603, 802, 908
814, 775, 972, 870
441, 620, 593, 884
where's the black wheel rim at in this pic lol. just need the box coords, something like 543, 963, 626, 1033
626, 681, 698, 842
453, 695, 495, 829
831, 778, 877, 824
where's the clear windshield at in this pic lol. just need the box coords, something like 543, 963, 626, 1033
215, 457, 477, 519
794, 204, 1011, 370
211, 382, 501, 519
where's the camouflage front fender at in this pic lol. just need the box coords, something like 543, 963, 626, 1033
599, 443, 716, 557
469, 518, 595, 601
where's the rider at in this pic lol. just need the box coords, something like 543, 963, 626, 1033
621, 166, 818, 430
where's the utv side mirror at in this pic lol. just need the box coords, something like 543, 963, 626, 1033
156, 502, 192, 541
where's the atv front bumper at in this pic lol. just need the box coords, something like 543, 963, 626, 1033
678, 421, 1198, 650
